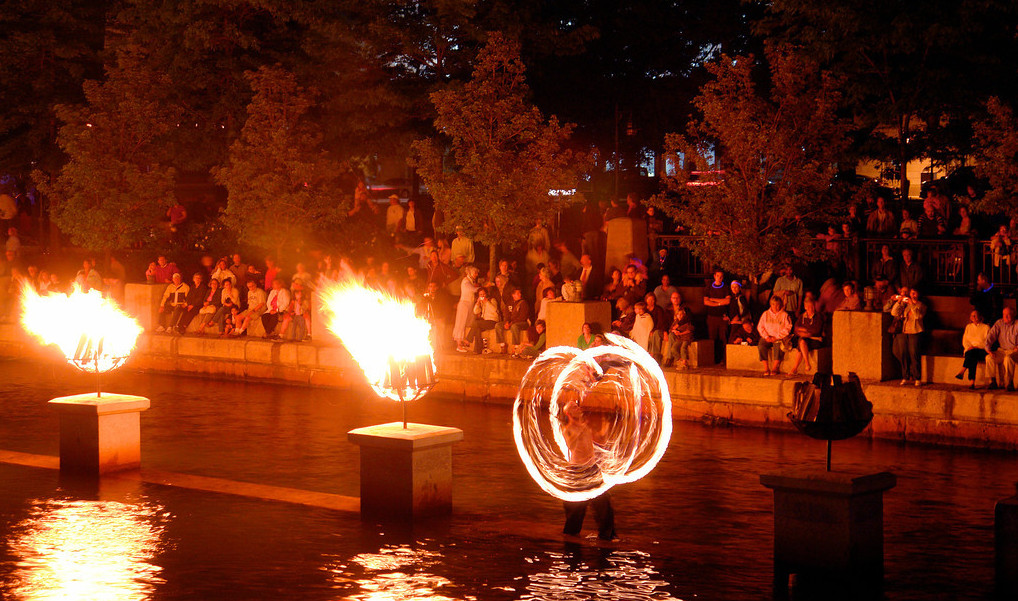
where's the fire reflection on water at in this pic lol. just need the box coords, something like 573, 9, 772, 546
325, 544, 476, 601
521, 550, 681, 600
4, 499, 167, 600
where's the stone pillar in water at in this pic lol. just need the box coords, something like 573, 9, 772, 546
348, 422, 463, 522
996, 483, 1018, 596
761, 470, 896, 590
49, 393, 151, 475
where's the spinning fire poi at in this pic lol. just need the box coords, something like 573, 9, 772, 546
21, 284, 143, 396
320, 279, 436, 428
513, 334, 672, 503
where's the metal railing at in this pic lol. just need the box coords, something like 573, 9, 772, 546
655, 234, 1012, 293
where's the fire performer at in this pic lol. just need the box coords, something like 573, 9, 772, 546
560, 397, 616, 541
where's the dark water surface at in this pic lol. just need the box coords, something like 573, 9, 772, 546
0, 358, 1015, 600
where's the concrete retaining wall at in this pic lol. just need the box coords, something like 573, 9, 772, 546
5, 323, 1018, 451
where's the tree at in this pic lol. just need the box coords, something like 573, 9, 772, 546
652, 46, 851, 278
972, 97, 1018, 218
214, 66, 347, 260
36, 49, 178, 254
410, 32, 584, 274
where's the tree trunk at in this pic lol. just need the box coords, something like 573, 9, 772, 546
898, 114, 911, 201
489, 242, 497, 279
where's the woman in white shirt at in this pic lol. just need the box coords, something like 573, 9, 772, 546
956, 310, 989, 389
453, 266, 480, 351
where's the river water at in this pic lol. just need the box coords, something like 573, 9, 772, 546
0, 357, 1014, 600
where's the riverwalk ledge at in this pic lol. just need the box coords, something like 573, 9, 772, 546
3, 320, 1018, 450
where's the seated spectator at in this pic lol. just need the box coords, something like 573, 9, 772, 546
156, 273, 190, 333
667, 305, 695, 369
211, 258, 236, 286
601, 268, 624, 302
519, 320, 547, 357
280, 280, 312, 341
221, 306, 239, 337
728, 321, 759, 346
836, 282, 861, 311
899, 209, 918, 240
178, 273, 208, 334
630, 301, 654, 352
757, 295, 793, 376
537, 286, 560, 322
75, 259, 102, 293
503, 288, 531, 356
790, 297, 824, 375
261, 278, 291, 339
984, 306, 1018, 390
653, 274, 679, 311
611, 298, 635, 336
577, 322, 595, 350
466, 287, 501, 354
956, 310, 989, 389
620, 265, 647, 305
890, 288, 926, 387
208, 279, 240, 334
235, 280, 267, 336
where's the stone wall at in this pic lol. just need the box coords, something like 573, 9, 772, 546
5, 323, 1018, 450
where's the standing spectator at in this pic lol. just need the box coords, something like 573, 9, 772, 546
726, 280, 752, 329
280, 280, 312, 341
971, 273, 1002, 324
453, 266, 480, 351
555, 240, 582, 279
210, 258, 236, 286
836, 282, 861, 311
789, 297, 824, 375
581, 201, 604, 263
75, 259, 102, 292
229, 254, 249, 287
871, 244, 898, 286
899, 209, 919, 240
611, 298, 636, 336
151, 256, 181, 284
772, 264, 804, 316
890, 288, 926, 386
528, 219, 552, 254
451, 227, 475, 264
703, 269, 732, 364
400, 199, 423, 244
261, 278, 291, 339
956, 310, 989, 389
578, 254, 600, 300
954, 205, 972, 237
757, 296, 793, 376
866, 194, 896, 236
601, 268, 624, 303
984, 306, 1018, 391
896, 249, 924, 291
503, 288, 531, 356
5, 227, 19, 259
167, 200, 187, 232
262, 257, 281, 291
918, 204, 947, 237
0, 188, 16, 234
643, 292, 667, 362
156, 273, 190, 333
990, 225, 1013, 269
385, 195, 404, 236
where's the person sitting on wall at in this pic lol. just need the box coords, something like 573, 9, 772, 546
177, 273, 208, 334
789, 297, 824, 375
519, 320, 547, 357
728, 320, 760, 346
984, 306, 1018, 391
643, 292, 667, 362
726, 280, 752, 329
503, 288, 531, 356
261, 278, 291, 340
757, 295, 793, 376
629, 301, 654, 353
156, 272, 189, 333
611, 298, 636, 337
667, 304, 696, 369
956, 310, 989, 389
280, 279, 312, 341
210, 258, 236, 286
466, 287, 501, 354
235, 279, 267, 337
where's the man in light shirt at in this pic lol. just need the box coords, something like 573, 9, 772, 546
984, 306, 1018, 391
261, 278, 291, 339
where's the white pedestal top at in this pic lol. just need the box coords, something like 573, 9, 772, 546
48, 393, 151, 416
348, 422, 464, 450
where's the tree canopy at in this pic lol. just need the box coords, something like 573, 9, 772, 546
411, 32, 585, 272
653, 46, 851, 277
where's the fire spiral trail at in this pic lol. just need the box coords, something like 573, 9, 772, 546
513, 334, 672, 502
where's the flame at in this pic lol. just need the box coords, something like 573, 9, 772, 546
320, 280, 435, 402
21, 284, 142, 374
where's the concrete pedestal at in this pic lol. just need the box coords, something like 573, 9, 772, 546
761, 469, 896, 588
348, 422, 463, 522
605, 217, 648, 275
832, 311, 896, 381
124, 283, 165, 332
996, 483, 1018, 596
546, 300, 612, 349
48, 393, 151, 475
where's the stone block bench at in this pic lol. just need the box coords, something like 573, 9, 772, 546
725, 343, 832, 375
922, 355, 988, 386
662, 338, 715, 368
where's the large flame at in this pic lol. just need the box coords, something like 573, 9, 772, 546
21, 284, 142, 374
320, 280, 435, 402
